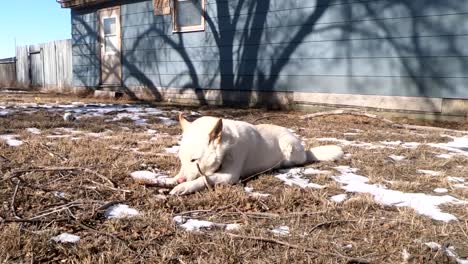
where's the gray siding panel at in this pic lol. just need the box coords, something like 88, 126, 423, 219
71, 0, 468, 99
71, 8, 99, 87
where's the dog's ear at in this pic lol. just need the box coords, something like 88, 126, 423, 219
209, 118, 223, 144
179, 113, 191, 132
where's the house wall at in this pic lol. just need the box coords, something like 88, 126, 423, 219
71, 0, 468, 110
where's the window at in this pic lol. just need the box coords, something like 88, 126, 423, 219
103, 17, 117, 54
173, 0, 205, 32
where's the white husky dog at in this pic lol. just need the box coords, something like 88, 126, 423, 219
157, 114, 343, 195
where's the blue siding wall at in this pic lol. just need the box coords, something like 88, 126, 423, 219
71, 9, 99, 87
72, 0, 468, 99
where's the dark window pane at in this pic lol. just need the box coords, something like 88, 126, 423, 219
176, 0, 202, 27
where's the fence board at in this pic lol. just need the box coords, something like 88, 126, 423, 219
29, 44, 43, 87
54, 40, 73, 89
0, 61, 16, 87
15, 46, 29, 87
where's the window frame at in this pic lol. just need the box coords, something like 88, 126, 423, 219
102, 16, 118, 55
172, 0, 206, 33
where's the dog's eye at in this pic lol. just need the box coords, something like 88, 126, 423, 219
191, 159, 197, 162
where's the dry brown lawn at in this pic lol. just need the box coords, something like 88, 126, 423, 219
0, 91, 467, 264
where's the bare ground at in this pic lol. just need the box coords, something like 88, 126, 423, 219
0, 91, 467, 264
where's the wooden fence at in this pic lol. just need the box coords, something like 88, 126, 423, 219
0, 58, 16, 87
13, 39, 72, 90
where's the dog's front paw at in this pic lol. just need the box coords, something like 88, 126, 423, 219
169, 181, 201, 195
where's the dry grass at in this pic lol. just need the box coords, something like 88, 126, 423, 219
0, 91, 467, 264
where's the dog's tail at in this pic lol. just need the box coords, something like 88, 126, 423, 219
306, 145, 344, 162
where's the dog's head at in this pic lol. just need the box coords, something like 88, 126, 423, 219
176, 114, 225, 182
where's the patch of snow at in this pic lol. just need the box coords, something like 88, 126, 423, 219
225, 223, 241, 231
51, 233, 80, 243
433, 188, 448, 193
417, 170, 442, 177
146, 129, 157, 134
436, 153, 454, 159
244, 187, 271, 198
381, 141, 402, 146
26, 128, 41, 134
173, 216, 240, 232
0, 110, 10, 116
343, 244, 353, 250
269, 226, 290, 236
105, 204, 140, 219
165, 145, 180, 154
158, 117, 177, 125
134, 119, 147, 126
402, 248, 411, 263
389, 155, 406, 161
275, 168, 325, 189
402, 142, 421, 149
429, 136, 468, 157
46, 135, 71, 139
52, 191, 65, 198
0, 134, 23, 147
154, 194, 168, 201
453, 184, 467, 189
330, 194, 347, 203
333, 166, 466, 222
447, 177, 465, 183
130, 170, 170, 184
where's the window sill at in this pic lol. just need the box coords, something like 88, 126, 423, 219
173, 25, 205, 33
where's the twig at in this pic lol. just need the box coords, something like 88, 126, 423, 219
88, 180, 131, 193
176, 203, 236, 216
29, 203, 82, 220
1, 218, 69, 224
252, 115, 287, 124
302, 110, 394, 125
84, 168, 116, 187
38, 142, 68, 162
10, 179, 21, 219
308, 219, 358, 233
0, 154, 11, 163
1, 167, 80, 182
